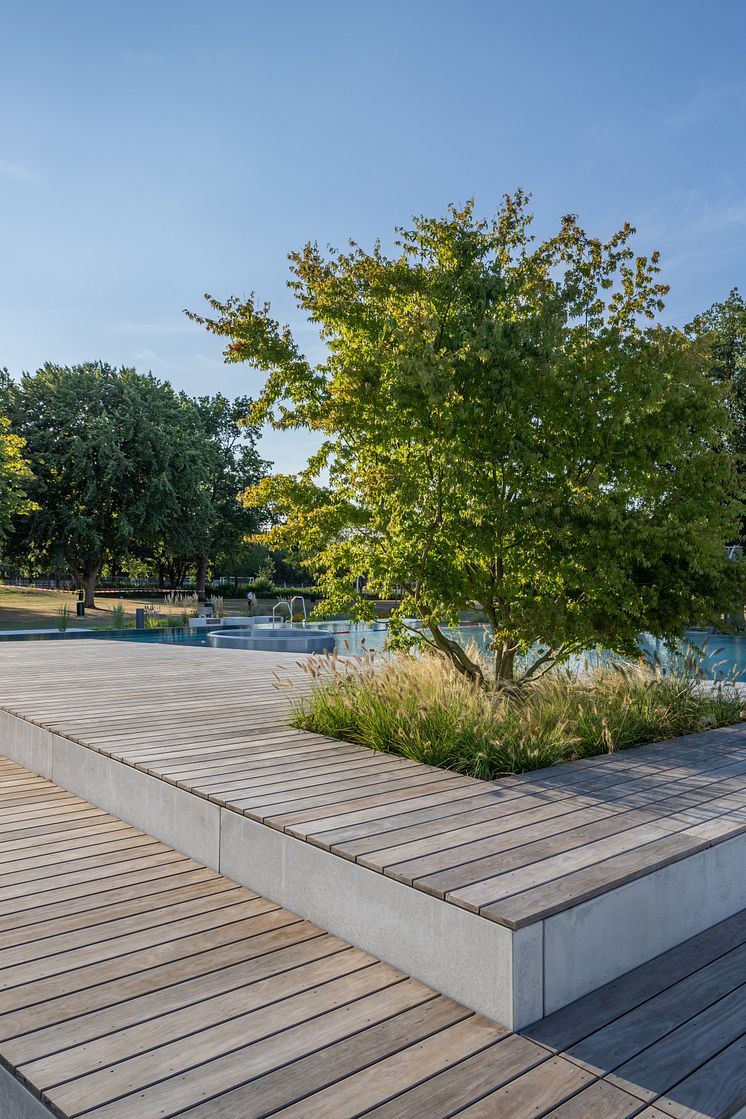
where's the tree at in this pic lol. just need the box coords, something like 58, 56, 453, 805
10, 363, 210, 606
189, 195, 743, 687
687, 289, 746, 536
0, 370, 34, 550
184, 394, 267, 600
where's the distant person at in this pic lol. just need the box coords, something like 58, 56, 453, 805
246, 589, 255, 614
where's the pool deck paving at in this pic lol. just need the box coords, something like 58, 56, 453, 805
0, 640, 745, 1030
1, 756, 745, 1119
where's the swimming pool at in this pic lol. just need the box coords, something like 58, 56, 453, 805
1, 621, 745, 681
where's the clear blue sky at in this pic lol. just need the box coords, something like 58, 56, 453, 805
2, 0, 744, 471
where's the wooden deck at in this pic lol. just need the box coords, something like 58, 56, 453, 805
2, 756, 745, 1119
0, 640, 745, 931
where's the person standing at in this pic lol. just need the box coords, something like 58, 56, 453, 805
246, 588, 255, 614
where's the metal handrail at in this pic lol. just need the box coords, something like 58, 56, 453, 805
289, 595, 307, 623
271, 601, 292, 626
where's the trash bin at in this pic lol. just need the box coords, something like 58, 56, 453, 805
76, 602, 85, 617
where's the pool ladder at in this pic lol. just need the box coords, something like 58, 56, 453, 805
271, 597, 307, 626
290, 596, 307, 623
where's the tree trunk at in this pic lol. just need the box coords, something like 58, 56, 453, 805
494, 644, 517, 688
427, 622, 485, 687
70, 562, 101, 608
195, 552, 209, 602
82, 570, 98, 608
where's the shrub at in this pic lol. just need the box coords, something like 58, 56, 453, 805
110, 600, 127, 628
287, 652, 744, 780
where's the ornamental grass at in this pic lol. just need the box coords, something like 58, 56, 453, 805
286, 648, 743, 780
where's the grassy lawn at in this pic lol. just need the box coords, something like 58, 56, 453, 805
0, 587, 304, 632
0, 587, 188, 631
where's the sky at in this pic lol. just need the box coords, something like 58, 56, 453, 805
1, 0, 745, 472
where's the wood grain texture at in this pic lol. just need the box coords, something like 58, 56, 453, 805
0, 757, 744, 1118
1, 640, 745, 931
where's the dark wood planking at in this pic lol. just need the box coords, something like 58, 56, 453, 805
636, 1035, 746, 1117
561, 941, 746, 1076
608, 984, 746, 1103
524, 907, 746, 1053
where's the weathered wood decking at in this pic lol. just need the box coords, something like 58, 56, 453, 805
0, 640, 745, 930
2, 757, 745, 1119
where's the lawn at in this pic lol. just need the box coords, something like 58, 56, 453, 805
0, 586, 262, 632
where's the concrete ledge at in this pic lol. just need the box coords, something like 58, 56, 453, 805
0, 710, 221, 870
0, 1065, 55, 1119
0, 709, 540, 1030
218, 806, 543, 1029
4, 709, 746, 1032
543, 828, 746, 1013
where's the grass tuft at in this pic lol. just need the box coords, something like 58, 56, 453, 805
288, 651, 744, 780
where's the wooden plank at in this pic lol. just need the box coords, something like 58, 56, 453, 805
172, 996, 472, 1119
562, 941, 746, 1076
377, 760, 746, 889
0, 896, 277, 992
0, 862, 215, 929
19, 949, 384, 1087
432, 1055, 594, 1119
483, 833, 706, 927
525, 908, 746, 1053
608, 984, 746, 1104
451, 824, 692, 914
356, 1034, 545, 1118
1, 907, 299, 1016
0, 920, 325, 1043
639, 1033, 746, 1117
46, 976, 439, 1117
0, 882, 250, 967
0, 872, 231, 950
539, 1079, 647, 1118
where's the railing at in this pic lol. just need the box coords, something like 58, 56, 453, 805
289, 595, 307, 623
271, 601, 292, 626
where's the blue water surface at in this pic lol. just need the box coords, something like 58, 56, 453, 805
2, 621, 745, 681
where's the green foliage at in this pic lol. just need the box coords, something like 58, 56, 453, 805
191, 195, 743, 686
252, 555, 276, 596
0, 413, 34, 548
157, 392, 268, 594
290, 653, 744, 779
55, 603, 70, 632
110, 600, 127, 628
0, 369, 34, 548
8, 363, 212, 605
687, 289, 746, 538
687, 288, 746, 435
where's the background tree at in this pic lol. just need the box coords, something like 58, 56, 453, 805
0, 369, 34, 551
192, 196, 743, 687
687, 288, 746, 539
10, 363, 210, 606
184, 393, 267, 600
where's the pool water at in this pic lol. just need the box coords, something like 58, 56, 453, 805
2, 621, 746, 681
